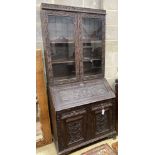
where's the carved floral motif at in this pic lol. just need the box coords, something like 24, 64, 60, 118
67, 120, 83, 144
60, 85, 106, 101
96, 112, 109, 134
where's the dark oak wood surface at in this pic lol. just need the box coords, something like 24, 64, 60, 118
49, 79, 115, 111
40, 3, 117, 155
51, 97, 117, 154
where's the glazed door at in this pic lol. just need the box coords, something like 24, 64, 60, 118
42, 10, 80, 84
59, 109, 87, 150
91, 102, 113, 138
41, 11, 105, 83
79, 13, 105, 80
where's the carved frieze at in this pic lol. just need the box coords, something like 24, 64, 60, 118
91, 102, 112, 111
61, 109, 86, 119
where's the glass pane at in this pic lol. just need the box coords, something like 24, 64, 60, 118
50, 43, 75, 61
82, 18, 102, 41
83, 60, 102, 75
48, 16, 74, 41
52, 63, 76, 79
82, 18, 102, 76
48, 15, 76, 80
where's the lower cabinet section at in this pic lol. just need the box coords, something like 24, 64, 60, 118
55, 100, 117, 155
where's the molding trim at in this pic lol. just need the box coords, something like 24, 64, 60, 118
41, 3, 106, 15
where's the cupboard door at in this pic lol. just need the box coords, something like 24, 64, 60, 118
59, 109, 87, 149
44, 10, 80, 84
79, 13, 105, 80
91, 102, 113, 137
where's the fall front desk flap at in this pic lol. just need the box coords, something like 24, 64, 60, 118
49, 78, 115, 111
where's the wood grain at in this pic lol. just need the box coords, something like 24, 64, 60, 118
36, 49, 52, 147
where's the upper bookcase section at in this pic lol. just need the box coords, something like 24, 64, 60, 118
40, 3, 106, 85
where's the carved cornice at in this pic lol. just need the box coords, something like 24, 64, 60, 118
41, 3, 106, 15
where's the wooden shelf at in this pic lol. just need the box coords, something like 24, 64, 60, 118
83, 40, 102, 43
83, 58, 101, 62
83, 46, 93, 49
50, 40, 74, 44
52, 59, 75, 64
83, 46, 102, 49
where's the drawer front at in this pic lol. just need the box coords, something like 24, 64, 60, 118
58, 108, 87, 149
91, 102, 113, 137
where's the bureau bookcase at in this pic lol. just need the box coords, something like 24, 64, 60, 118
40, 3, 117, 155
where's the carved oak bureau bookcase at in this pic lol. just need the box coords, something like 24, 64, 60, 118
40, 3, 117, 155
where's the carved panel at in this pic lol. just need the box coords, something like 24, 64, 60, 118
92, 105, 113, 136
67, 119, 84, 145
96, 112, 109, 134
60, 110, 87, 147
51, 75, 115, 112
60, 85, 106, 101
